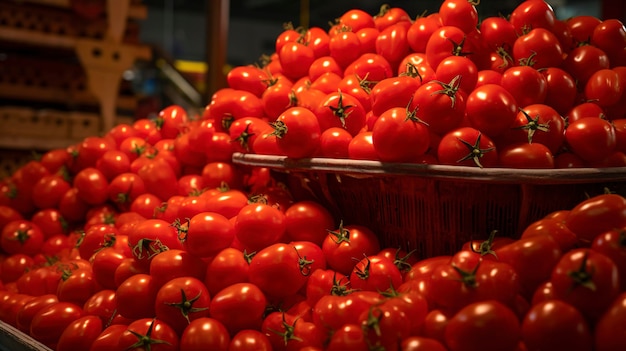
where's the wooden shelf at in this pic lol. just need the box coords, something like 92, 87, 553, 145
0, 0, 151, 136
13, 0, 148, 20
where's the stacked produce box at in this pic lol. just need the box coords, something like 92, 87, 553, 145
1, 0, 626, 350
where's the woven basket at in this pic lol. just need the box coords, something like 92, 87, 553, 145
233, 153, 626, 258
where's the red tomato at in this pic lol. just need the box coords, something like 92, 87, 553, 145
127, 218, 184, 270
248, 243, 308, 300
425, 25, 468, 69
329, 28, 362, 69
521, 217, 578, 253
155, 276, 211, 335
561, 45, 610, 88
15, 294, 58, 333
116, 274, 157, 320
322, 223, 381, 275
318, 127, 353, 159
182, 211, 234, 258
29, 301, 84, 349
522, 300, 592, 351
551, 248, 620, 323
228, 329, 273, 351
444, 300, 520, 351
372, 107, 430, 162
209, 282, 267, 335
401, 336, 447, 351
375, 22, 411, 71
565, 193, 626, 244
56, 266, 99, 306
592, 227, 626, 291
117, 318, 179, 351
509, 0, 556, 34
564, 117, 616, 163
56, 315, 103, 351
594, 292, 626, 351
439, 0, 478, 34
410, 78, 466, 135
512, 27, 563, 68
437, 127, 499, 168
1, 219, 44, 256
349, 254, 402, 293
180, 317, 230, 351
344, 53, 394, 84
465, 84, 518, 138
226, 65, 268, 98
88, 324, 127, 351
585, 68, 624, 107
326, 323, 368, 351
498, 143, 554, 169
312, 290, 382, 334
315, 91, 367, 136
272, 107, 321, 159
496, 235, 563, 300
73, 167, 109, 206
373, 5, 411, 32
406, 14, 442, 54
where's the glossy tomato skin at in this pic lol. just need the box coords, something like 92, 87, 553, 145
228, 329, 273, 351
444, 300, 520, 351
437, 127, 499, 168
29, 301, 84, 349
209, 282, 268, 335
594, 292, 626, 351
155, 276, 211, 336
322, 224, 381, 275
179, 317, 230, 351
372, 107, 430, 163
564, 117, 617, 163
55, 315, 103, 351
591, 228, 626, 291
497, 143, 554, 169
551, 248, 620, 323
272, 107, 321, 159
248, 243, 308, 300
465, 84, 518, 139
117, 318, 179, 351
565, 193, 626, 245
522, 300, 592, 351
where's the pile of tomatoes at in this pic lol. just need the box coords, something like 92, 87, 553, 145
1, 0, 626, 350
218, 0, 626, 168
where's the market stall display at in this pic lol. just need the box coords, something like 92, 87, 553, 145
1, 0, 626, 350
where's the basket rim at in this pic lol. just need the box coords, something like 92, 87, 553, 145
232, 153, 626, 185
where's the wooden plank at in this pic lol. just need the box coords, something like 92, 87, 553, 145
0, 321, 52, 351
10, 0, 148, 19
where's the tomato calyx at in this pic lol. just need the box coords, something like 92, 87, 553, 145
233, 123, 256, 152
171, 218, 190, 243
357, 73, 375, 93
400, 63, 423, 82
221, 115, 235, 132
294, 246, 316, 276
330, 272, 353, 296
132, 238, 170, 260
518, 51, 538, 67
567, 251, 597, 292
165, 288, 209, 323
269, 121, 288, 139
11, 228, 31, 244
327, 221, 351, 244
495, 46, 514, 70
354, 256, 372, 281
451, 261, 479, 288
469, 229, 499, 258
243, 249, 256, 264
389, 247, 416, 273
515, 108, 551, 143
329, 91, 354, 129
431, 75, 462, 108
447, 36, 472, 57
127, 318, 172, 351
375, 4, 392, 18
455, 133, 495, 168
268, 312, 304, 346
